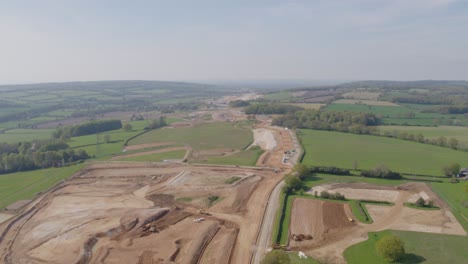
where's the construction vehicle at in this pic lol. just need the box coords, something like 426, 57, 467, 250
198, 209, 210, 216
348, 218, 354, 222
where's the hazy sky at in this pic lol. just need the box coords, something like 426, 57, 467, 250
1, 0, 467, 83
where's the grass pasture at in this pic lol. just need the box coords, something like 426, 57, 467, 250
0, 164, 84, 210
298, 129, 468, 176
332, 99, 399, 106
324, 103, 448, 126
430, 181, 468, 231
344, 230, 468, 264
379, 125, 468, 149
128, 122, 253, 151
280, 103, 325, 110
0, 128, 55, 143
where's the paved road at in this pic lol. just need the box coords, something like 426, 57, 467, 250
252, 180, 285, 264
252, 129, 301, 264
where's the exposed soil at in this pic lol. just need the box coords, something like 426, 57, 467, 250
294, 182, 467, 264
110, 146, 189, 160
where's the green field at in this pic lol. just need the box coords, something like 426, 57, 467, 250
200, 147, 264, 166
324, 103, 453, 126
0, 164, 84, 210
129, 122, 253, 151
431, 181, 468, 231
299, 129, 468, 176
379, 125, 468, 149
262, 91, 294, 102
0, 129, 55, 143
116, 149, 186, 162
344, 230, 468, 264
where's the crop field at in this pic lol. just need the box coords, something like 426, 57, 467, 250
379, 125, 468, 149
0, 128, 55, 143
128, 122, 253, 151
298, 129, 468, 176
344, 230, 468, 264
0, 164, 84, 210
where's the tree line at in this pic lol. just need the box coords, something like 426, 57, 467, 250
272, 109, 380, 135
244, 103, 303, 115
0, 139, 89, 174
53, 119, 122, 139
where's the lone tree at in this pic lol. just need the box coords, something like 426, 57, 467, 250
123, 123, 133, 131
376, 235, 405, 262
442, 163, 461, 177
261, 250, 290, 264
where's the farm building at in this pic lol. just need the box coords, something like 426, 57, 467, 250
458, 168, 468, 178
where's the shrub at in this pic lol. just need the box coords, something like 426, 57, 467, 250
376, 235, 405, 262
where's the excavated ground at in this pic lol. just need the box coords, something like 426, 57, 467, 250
0, 162, 279, 264
291, 182, 466, 264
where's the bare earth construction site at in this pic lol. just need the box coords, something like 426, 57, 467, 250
0, 123, 296, 264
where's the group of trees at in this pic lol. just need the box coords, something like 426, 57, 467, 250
145, 116, 167, 130
229, 100, 250, 107
360, 164, 402, 179
309, 166, 351, 175
381, 131, 460, 150
54, 119, 122, 140
244, 103, 303, 115
0, 140, 89, 174
273, 109, 380, 135
317, 190, 346, 200
442, 163, 461, 177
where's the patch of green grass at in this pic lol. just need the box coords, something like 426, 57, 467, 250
378, 125, 468, 149
129, 122, 253, 151
0, 164, 85, 210
0, 129, 55, 143
287, 252, 322, 264
176, 197, 192, 202
350, 200, 372, 223
263, 91, 294, 102
324, 103, 452, 126
299, 129, 468, 176
225, 176, 242, 184
201, 147, 264, 166
344, 230, 468, 264
430, 181, 468, 231
116, 149, 186, 162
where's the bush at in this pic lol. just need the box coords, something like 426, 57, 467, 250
261, 250, 290, 264
415, 197, 426, 207
320, 191, 331, 199
310, 166, 350, 175
361, 164, 402, 179
376, 235, 405, 262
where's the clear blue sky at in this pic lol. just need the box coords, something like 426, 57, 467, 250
1, 0, 467, 83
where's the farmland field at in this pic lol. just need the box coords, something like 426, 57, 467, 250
344, 230, 468, 264
0, 164, 84, 210
280, 103, 325, 110
332, 99, 399, 106
129, 122, 253, 151
0, 129, 55, 143
379, 125, 468, 149
298, 129, 468, 176
324, 103, 460, 126
431, 181, 468, 231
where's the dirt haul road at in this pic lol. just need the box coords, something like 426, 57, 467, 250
252, 128, 300, 264
0, 126, 296, 264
